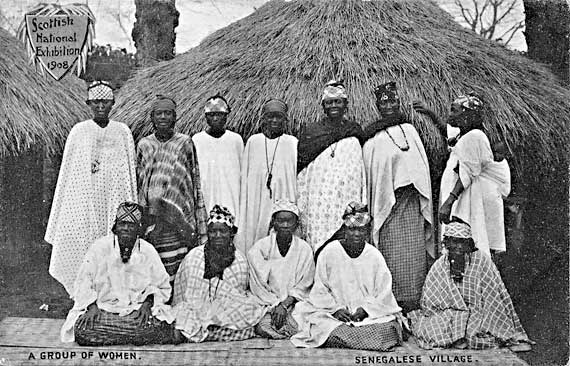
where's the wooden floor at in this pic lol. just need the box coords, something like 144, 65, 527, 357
0, 317, 528, 365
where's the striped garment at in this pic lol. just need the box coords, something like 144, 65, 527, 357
377, 185, 427, 310
74, 310, 174, 346
137, 133, 208, 273
323, 320, 402, 351
204, 325, 257, 342
146, 222, 188, 283
408, 250, 530, 350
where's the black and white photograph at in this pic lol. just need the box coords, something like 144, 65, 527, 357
0, 0, 567, 365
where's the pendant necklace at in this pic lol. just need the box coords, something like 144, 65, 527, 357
265, 135, 282, 199
385, 124, 410, 151
330, 142, 339, 158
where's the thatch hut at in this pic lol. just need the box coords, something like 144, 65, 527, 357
115, 0, 568, 288
0, 28, 90, 266
115, 0, 568, 176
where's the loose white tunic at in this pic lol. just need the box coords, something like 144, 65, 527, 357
192, 130, 243, 215
46, 120, 137, 295
60, 235, 173, 342
248, 233, 315, 308
235, 133, 297, 255
291, 241, 401, 348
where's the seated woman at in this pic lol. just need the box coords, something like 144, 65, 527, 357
408, 221, 532, 351
60, 202, 174, 346
172, 205, 267, 342
248, 200, 315, 339
291, 202, 404, 351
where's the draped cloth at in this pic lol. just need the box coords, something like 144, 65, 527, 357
291, 241, 402, 348
172, 246, 267, 342
235, 133, 297, 255
248, 233, 315, 338
297, 137, 367, 252
137, 133, 208, 256
60, 235, 173, 343
297, 117, 364, 173
248, 233, 315, 307
363, 123, 433, 255
46, 120, 138, 295
192, 130, 244, 216
440, 130, 509, 255
408, 250, 529, 350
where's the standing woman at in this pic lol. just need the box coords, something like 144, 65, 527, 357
297, 80, 366, 253
439, 94, 506, 257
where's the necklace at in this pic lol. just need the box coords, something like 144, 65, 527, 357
385, 124, 409, 151
329, 142, 339, 158
265, 135, 282, 199
91, 121, 110, 174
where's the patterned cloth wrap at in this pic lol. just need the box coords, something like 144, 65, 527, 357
324, 320, 402, 351
208, 204, 237, 230
115, 201, 143, 225
261, 99, 288, 117
271, 199, 300, 217
408, 249, 530, 349
321, 80, 348, 102
342, 201, 371, 228
373, 81, 399, 102
204, 96, 230, 114
452, 94, 483, 111
87, 80, 114, 101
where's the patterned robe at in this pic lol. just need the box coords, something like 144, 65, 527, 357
297, 137, 366, 252
172, 246, 267, 342
408, 250, 529, 349
137, 133, 208, 280
46, 120, 137, 295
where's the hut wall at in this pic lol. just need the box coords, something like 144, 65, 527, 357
0, 147, 45, 268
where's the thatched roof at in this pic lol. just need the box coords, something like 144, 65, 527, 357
114, 0, 570, 175
0, 28, 90, 156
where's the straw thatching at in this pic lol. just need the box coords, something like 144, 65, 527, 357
114, 0, 570, 176
0, 28, 90, 156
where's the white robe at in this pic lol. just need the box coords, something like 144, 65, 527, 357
45, 120, 138, 295
60, 235, 173, 342
362, 124, 433, 255
440, 130, 510, 255
192, 130, 243, 215
291, 241, 402, 348
297, 137, 366, 252
247, 233, 315, 308
235, 133, 297, 255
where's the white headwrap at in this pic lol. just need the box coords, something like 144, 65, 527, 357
321, 80, 348, 102
87, 81, 114, 101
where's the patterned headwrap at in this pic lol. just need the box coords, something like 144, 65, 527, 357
151, 95, 176, 112
204, 96, 230, 114
321, 80, 348, 102
87, 80, 114, 101
342, 201, 372, 228
443, 221, 472, 239
452, 94, 483, 111
207, 204, 236, 230
261, 99, 288, 117
271, 199, 300, 217
115, 201, 143, 225
374, 81, 399, 102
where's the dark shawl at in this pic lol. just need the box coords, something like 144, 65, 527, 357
297, 116, 365, 172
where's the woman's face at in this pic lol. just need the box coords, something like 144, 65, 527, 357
448, 103, 466, 128
207, 222, 233, 251
88, 99, 114, 120
205, 112, 228, 133
153, 107, 176, 134
263, 112, 286, 136
344, 226, 369, 249
322, 98, 347, 120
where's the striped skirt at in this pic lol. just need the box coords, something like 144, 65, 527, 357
74, 310, 174, 346
377, 185, 427, 310
323, 320, 402, 351
147, 222, 188, 282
